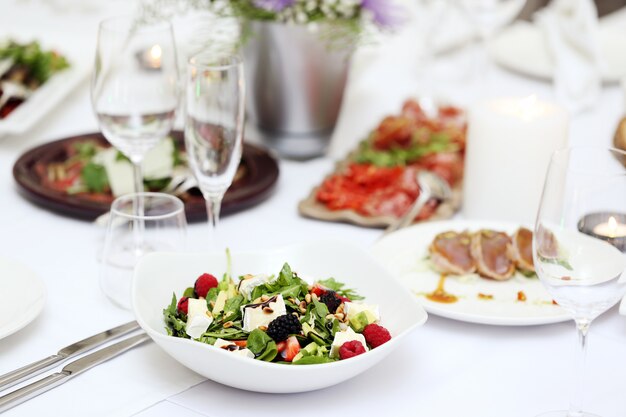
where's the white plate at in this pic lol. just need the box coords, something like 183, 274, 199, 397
489, 21, 626, 83
133, 241, 427, 393
0, 256, 46, 339
371, 220, 571, 326
0, 40, 91, 138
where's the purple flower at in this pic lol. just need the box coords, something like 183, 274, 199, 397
361, 0, 404, 28
253, 0, 295, 12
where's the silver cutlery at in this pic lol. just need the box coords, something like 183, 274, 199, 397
0, 333, 149, 413
383, 171, 452, 236
0, 321, 140, 392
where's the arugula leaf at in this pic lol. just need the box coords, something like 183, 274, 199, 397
172, 139, 184, 166
316, 278, 364, 301
163, 293, 188, 338
182, 287, 195, 298
144, 177, 171, 191
312, 298, 329, 319
538, 255, 573, 271
353, 132, 458, 167
223, 295, 244, 319
293, 356, 336, 365
206, 287, 219, 304
73, 141, 98, 159
247, 329, 277, 361
115, 151, 130, 163
80, 162, 109, 193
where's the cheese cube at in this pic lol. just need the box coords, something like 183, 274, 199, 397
241, 294, 286, 332
329, 327, 368, 358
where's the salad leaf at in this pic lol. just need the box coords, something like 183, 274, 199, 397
292, 356, 336, 365
223, 295, 244, 319
182, 287, 195, 298
316, 278, 364, 301
144, 178, 171, 191
73, 141, 98, 159
247, 329, 277, 361
172, 139, 184, 166
206, 287, 219, 304
80, 162, 109, 193
354, 132, 458, 167
163, 293, 188, 338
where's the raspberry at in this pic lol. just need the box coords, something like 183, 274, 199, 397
177, 296, 189, 315
194, 273, 218, 298
319, 291, 342, 313
266, 314, 302, 342
339, 340, 366, 360
362, 324, 391, 348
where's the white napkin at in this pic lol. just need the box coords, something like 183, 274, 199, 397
535, 0, 603, 113
327, 4, 421, 160
327, 1, 474, 160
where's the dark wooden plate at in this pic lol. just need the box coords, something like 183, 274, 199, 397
13, 131, 279, 222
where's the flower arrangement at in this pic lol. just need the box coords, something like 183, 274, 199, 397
139, 0, 403, 42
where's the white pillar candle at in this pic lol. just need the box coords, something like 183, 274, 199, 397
463, 96, 569, 226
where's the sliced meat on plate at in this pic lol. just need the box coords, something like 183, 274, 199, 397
470, 230, 516, 280
429, 231, 476, 275
508, 227, 534, 272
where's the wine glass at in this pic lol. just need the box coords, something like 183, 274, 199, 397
184, 53, 245, 247
533, 147, 626, 417
100, 192, 187, 309
91, 16, 179, 250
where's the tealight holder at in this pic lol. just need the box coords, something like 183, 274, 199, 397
578, 212, 626, 252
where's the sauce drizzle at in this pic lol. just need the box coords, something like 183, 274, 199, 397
426, 274, 458, 304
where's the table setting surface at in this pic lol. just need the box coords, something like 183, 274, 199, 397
1, 1, 626, 417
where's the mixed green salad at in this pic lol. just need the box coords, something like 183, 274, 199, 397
164, 263, 392, 364
0, 40, 70, 87
41, 137, 183, 196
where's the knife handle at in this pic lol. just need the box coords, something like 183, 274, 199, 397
0, 372, 67, 413
0, 355, 64, 392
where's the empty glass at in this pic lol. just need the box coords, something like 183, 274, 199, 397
184, 53, 245, 247
100, 192, 187, 309
534, 147, 626, 417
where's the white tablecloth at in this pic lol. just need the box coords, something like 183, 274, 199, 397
1, 1, 626, 416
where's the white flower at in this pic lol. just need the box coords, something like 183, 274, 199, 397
296, 11, 308, 23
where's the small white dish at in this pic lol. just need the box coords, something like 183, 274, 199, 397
132, 240, 427, 393
0, 256, 46, 339
371, 220, 571, 326
489, 21, 626, 83
0, 41, 91, 138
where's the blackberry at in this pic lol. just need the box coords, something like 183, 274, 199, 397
266, 314, 302, 342
319, 291, 342, 313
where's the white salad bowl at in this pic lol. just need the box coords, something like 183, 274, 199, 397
132, 240, 427, 393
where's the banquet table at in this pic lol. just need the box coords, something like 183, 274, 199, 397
1, 1, 626, 417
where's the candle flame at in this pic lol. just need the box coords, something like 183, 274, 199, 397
608, 216, 618, 236
150, 45, 162, 60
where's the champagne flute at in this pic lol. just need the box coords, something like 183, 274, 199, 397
91, 16, 179, 251
534, 147, 626, 417
184, 53, 245, 247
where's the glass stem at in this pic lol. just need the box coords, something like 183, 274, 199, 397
131, 159, 145, 256
204, 192, 224, 250
569, 319, 590, 417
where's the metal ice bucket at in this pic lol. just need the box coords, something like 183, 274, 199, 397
242, 21, 350, 141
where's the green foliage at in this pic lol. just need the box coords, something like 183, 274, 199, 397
0, 40, 70, 85
80, 163, 109, 193
316, 278, 364, 301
